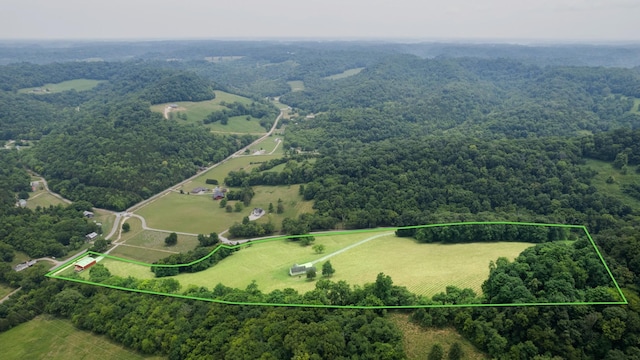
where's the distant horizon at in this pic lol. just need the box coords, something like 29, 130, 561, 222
3, 1, 638, 44
1, 37, 639, 47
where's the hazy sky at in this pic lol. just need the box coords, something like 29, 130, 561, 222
2, 0, 639, 42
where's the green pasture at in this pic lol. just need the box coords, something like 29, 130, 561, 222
108, 245, 175, 264
584, 159, 640, 211
25, 192, 66, 209
100, 258, 155, 280
150, 90, 270, 133
0, 316, 160, 360
118, 216, 144, 243
287, 80, 305, 92
187, 154, 280, 190
124, 230, 198, 253
93, 209, 116, 237
390, 313, 487, 360
207, 115, 267, 133
18, 79, 106, 94
323, 67, 365, 80
170, 230, 383, 295
327, 235, 533, 297
246, 135, 284, 155
162, 231, 532, 297
135, 184, 312, 234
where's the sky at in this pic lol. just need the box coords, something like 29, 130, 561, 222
2, 0, 639, 42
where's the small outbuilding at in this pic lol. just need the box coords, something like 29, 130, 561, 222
289, 263, 316, 276
85, 232, 99, 241
74, 257, 96, 272
191, 187, 208, 194
83, 210, 94, 218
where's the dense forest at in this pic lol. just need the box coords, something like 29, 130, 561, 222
2, 41, 640, 359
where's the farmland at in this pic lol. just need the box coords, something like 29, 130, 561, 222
287, 80, 305, 92
134, 184, 311, 234
150, 90, 270, 133
0, 316, 160, 360
135, 153, 313, 234
100, 230, 536, 298
18, 79, 106, 94
323, 67, 365, 80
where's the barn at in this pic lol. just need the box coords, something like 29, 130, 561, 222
74, 257, 97, 272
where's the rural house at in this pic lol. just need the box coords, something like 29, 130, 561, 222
85, 232, 98, 241
289, 263, 315, 276
83, 210, 94, 218
191, 187, 208, 194
213, 186, 225, 200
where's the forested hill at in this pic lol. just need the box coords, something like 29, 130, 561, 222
282, 56, 640, 138
0, 61, 251, 210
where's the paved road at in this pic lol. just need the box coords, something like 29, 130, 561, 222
125, 109, 284, 215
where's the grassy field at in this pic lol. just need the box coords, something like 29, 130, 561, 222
125, 230, 198, 253
150, 90, 269, 133
584, 159, 640, 211
134, 231, 534, 297
108, 245, 176, 264
632, 98, 640, 114
390, 313, 487, 360
0, 283, 17, 299
135, 184, 312, 234
25, 192, 67, 209
0, 316, 161, 360
287, 80, 305, 92
246, 135, 284, 155
18, 79, 106, 94
93, 209, 116, 238
137, 154, 312, 234
100, 257, 155, 280
323, 67, 365, 80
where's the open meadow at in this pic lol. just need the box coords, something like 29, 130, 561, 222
323, 67, 365, 80
25, 192, 66, 209
120, 230, 536, 298
390, 313, 487, 360
108, 244, 178, 264
584, 159, 640, 211
135, 184, 312, 234
136, 154, 313, 234
18, 79, 106, 94
0, 316, 161, 360
287, 80, 305, 92
150, 90, 270, 133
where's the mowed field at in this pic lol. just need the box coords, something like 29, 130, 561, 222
0, 316, 161, 360
150, 90, 269, 133
25, 192, 66, 209
287, 80, 305, 92
135, 184, 312, 234
323, 67, 365, 80
18, 79, 106, 94
136, 155, 313, 234
144, 231, 535, 298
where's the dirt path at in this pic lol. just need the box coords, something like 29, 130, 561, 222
310, 232, 393, 265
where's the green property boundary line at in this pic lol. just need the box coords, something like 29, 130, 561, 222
45, 221, 628, 309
